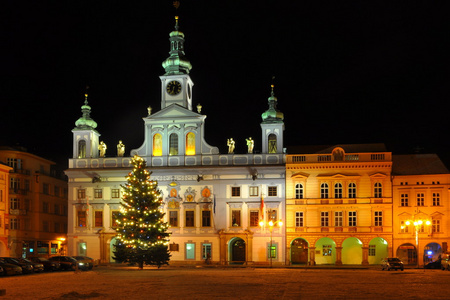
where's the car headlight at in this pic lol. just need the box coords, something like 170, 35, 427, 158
78, 262, 85, 266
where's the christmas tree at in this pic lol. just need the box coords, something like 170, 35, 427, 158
113, 155, 171, 269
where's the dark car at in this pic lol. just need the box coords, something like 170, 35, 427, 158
0, 257, 33, 274
72, 256, 94, 270
30, 257, 60, 271
425, 260, 441, 269
17, 258, 44, 273
49, 256, 89, 271
0, 258, 22, 276
381, 258, 404, 271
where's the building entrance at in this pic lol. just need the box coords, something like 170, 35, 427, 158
291, 238, 308, 264
230, 238, 245, 264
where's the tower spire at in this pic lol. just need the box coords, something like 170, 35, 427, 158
162, 16, 192, 75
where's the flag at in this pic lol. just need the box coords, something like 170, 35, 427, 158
260, 194, 264, 221
213, 194, 216, 215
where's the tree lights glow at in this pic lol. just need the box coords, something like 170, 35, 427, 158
113, 155, 171, 269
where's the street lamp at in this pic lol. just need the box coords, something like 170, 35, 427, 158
405, 218, 431, 268
259, 218, 283, 267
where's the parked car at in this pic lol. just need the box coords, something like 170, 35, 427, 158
49, 256, 89, 271
0, 258, 22, 276
72, 256, 94, 270
425, 259, 441, 269
441, 254, 450, 271
381, 258, 404, 271
30, 257, 60, 271
0, 257, 33, 274
17, 258, 44, 272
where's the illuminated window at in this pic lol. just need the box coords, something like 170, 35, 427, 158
348, 211, 357, 227
401, 193, 409, 206
432, 193, 440, 206
400, 220, 409, 233
94, 189, 102, 199
77, 189, 86, 199
334, 211, 343, 227
295, 183, 303, 199
231, 210, 241, 226
320, 183, 329, 199
268, 210, 277, 222
374, 182, 382, 198
268, 134, 277, 153
267, 244, 277, 259
185, 132, 195, 155
249, 186, 259, 197
186, 243, 195, 259
321, 212, 329, 227
111, 189, 120, 198
78, 140, 86, 158
169, 133, 178, 156
417, 193, 425, 206
334, 183, 342, 198
94, 211, 103, 227
77, 210, 86, 227
323, 245, 332, 256
295, 212, 304, 227
153, 133, 162, 156
250, 211, 259, 227
348, 183, 356, 198
202, 243, 212, 260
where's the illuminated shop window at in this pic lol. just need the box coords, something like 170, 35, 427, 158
153, 134, 162, 156
185, 132, 195, 155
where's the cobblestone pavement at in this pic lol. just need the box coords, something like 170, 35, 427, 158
1, 266, 450, 299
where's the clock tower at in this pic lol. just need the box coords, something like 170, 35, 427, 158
160, 16, 194, 110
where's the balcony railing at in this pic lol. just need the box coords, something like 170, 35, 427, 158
287, 152, 391, 164
287, 198, 391, 205
288, 226, 391, 234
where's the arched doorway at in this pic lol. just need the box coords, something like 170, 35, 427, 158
109, 237, 118, 263
315, 237, 336, 265
291, 238, 309, 264
396, 243, 416, 265
368, 237, 388, 265
342, 237, 362, 264
424, 243, 442, 264
229, 238, 246, 264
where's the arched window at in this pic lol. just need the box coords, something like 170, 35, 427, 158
374, 182, 382, 198
169, 133, 178, 156
78, 140, 86, 158
295, 183, 303, 199
153, 134, 162, 156
334, 183, 343, 198
185, 132, 195, 155
321, 183, 329, 199
348, 183, 357, 198
268, 134, 277, 153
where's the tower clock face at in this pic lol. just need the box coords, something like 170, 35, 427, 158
166, 80, 182, 95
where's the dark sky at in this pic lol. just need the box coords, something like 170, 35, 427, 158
2, 1, 449, 168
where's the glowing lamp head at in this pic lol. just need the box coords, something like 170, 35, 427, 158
426, 220, 431, 226
418, 220, 423, 225
259, 221, 264, 227
268, 220, 274, 227
278, 221, 283, 227
405, 221, 410, 226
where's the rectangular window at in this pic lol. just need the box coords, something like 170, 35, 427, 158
432, 219, 440, 233
334, 184, 343, 198
268, 210, 278, 223
401, 193, 409, 206
268, 186, 277, 197
334, 211, 343, 227
94, 189, 103, 199
249, 186, 259, 197
7, 158, 21, 171
54, 222, 60, 233
111, 211, 120, 227
186, 243, 195, 260
401, 220, 409, 233
295, 212, 304, 227
169, 243, 179, 251
94, 211, 103, 227
43, 202, 49, 213
10, 178, 20, 190
321, 212, 329, 227
323, 245, 332, 256
54, 186, 60, 197
169, 211, 178, 227
10, 218, 19, 230
77, 210, 87, 227
78, 189, 86, 199
185, 211, 195, 227
374, 211, 383, 226
232, 210, 241, 227
432, 193, 440, 206
231, 187, 241, 197
348, 211, 357, 227
202, 210, 211, 227
250, 210, 259, 227
10, 198, 20, 210
43, 183, 49, 195
268, 244, 277, 259
202, 243, 212, 260
54, 204, 59, 215
417, 193, 425, 206
43, 221, 49, 232
369, 245, 376, 256
348, 183, 356, 198
295, 184, 304, 199
111, 189, 120, 198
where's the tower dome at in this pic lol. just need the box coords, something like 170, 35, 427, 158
162, 16, 192, 75
261, 85, 284, 123
74, 94, 98, 130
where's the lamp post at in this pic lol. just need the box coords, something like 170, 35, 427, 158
405, 218, 431, 268
260, 218, 283, 267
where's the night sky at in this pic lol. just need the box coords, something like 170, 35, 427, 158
2, 1, 449, 168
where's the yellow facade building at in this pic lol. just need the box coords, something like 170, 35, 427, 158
286, 144, 393, 265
